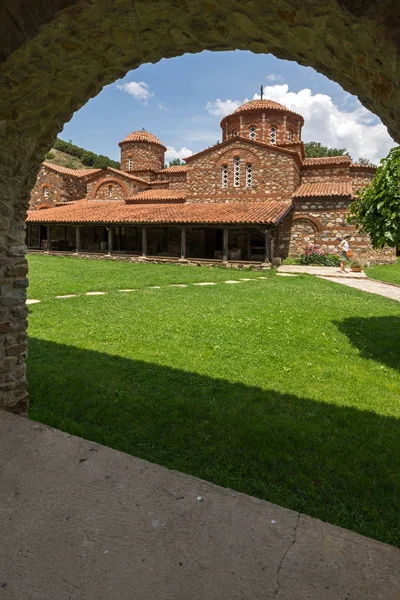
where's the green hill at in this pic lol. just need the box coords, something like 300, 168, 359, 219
45, 138, 120, 170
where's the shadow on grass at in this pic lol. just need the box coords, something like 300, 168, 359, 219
28, 338, 400, 546
334, 316, 400, 372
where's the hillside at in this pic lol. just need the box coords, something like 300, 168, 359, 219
45, 138, 120, 170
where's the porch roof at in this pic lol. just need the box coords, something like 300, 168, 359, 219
27, 200, 293, 226
293, 181, 353, 198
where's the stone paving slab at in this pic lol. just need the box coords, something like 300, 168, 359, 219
319, 276, 400, 302
26, 299, 40, 304
278, 265, 367, 278
1, 412, 399, 600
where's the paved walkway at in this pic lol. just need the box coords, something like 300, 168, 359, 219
1, 411, 399, 600
278, 265, 367, 278
319, 276, 400, 302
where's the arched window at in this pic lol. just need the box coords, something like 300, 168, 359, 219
249, 126, 256, 141
232, 130, 238, 137
108, 184, 113, 197
246, 163, 252, 187
270, 126, 277, 144
222, 164, 228, 188
287, 129, 293, 142
128, 156, 133, 171
43, 185, 49, 199
234, 156, 240, 187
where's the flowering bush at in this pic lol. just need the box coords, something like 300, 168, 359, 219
299, 244, 341, 267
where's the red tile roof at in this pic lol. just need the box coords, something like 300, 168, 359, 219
351, 163, 377, 170
221, 99, 304, 125
158, 165, 188, 173
126, 189, 186, 203
119, 131, 166, 149
105, 167, 149, 185
302, 156, 352, 166
42, 162, 102, 178
27, 200, 292, 226
293, 182, 353, 198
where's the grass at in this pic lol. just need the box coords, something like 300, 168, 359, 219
366, 257, 400, 286
27, 255, 400, 546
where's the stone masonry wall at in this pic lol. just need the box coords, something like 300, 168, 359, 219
221, 110, 303, 145
186, 140, 301, 203
87, 171, 149, 200
30, 166, 88, 209
300, 165, 351, 183
120, 141, 165, 174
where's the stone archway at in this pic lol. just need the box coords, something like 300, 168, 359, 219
1, 0, 400, 413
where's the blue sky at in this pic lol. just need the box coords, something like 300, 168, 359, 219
61, 50, 395, 165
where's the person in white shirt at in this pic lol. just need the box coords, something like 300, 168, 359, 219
338, 235, 351, 273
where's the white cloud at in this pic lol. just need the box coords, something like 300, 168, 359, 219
205, 98, 241, 117
205, 85, 395, 163
116, 81, 153, 103
251, 85, 395, 164
165, 146, 193, 162
266, 74, 283, 83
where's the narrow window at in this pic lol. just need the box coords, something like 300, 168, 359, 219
288, 129, 293, 142
222, 164, 228, 188
249, 126, 256, 141
108, 185, 113, 197
43, 185, 49, 199
246, 163, 252, 187
128, 156, 133, 171
270, 126, 277, 144
234, 156, 240, 187
232, 130, 238, 137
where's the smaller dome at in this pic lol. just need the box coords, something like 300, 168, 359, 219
119, 130, 166, 148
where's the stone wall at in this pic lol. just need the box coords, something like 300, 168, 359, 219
87, 171, 148, 200
30, 166, 87, 209
186, 140, 301, 203
120, 141, 165, 174
300, 165, 350, 183
221, 110, 303, 145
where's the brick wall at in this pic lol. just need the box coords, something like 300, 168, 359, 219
30, 165, 87, 209
120, 141, 165, 174
350, 167, 375, 195
221, 110, 303, 145
87, 171, 148, 200
186, 140, 301, 203
300, 165, 350, 183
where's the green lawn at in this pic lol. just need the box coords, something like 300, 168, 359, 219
366, 257, 400, 286
27, 255, 400, 546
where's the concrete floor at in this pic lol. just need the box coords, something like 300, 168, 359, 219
1, 412, 399, 600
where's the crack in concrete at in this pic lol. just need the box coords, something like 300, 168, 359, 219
274, 512, 301, 598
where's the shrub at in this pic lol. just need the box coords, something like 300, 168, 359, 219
45, 151, 55, 160
299, 244, 341, 267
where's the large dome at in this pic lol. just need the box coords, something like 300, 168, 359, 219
119, 130, 166, 148
221, 99, 304, 124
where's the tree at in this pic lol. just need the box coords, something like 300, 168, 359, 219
348, 146, 400, 248
304, 141, 350, 159
357, 157, 377, 167
167, 158, 185, 167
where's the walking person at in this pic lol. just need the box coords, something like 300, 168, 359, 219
338, 235, 352, 273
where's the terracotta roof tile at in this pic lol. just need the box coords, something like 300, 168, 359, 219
158, 165, 188, 173
27, 200, 292, 226
302, 156, 352, 166
351, 163, 377, 170
221, 99, 304, 125
293, 182, 353, 198
126, 189, 186, 203
119, 131, 166, 149
42, 162, 102, 178
105, 167, 149, 185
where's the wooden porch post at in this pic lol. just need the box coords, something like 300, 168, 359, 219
180, 227, 186, 260
141, 227, 147, 257
263, 229, 270, 264
75, 226, 81, 254
46, 225, 51, 252
223, 228, 229, 262
107, 226, 113, 255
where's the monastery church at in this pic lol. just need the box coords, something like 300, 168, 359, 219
27, 98, 392, 264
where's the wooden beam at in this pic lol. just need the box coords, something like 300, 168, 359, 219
75, 226, 80, 253
180, 227, 186, 260
264, 229, 270, 263
223, 228, 228, 262
46, 225, 51, 252
107, 226, 113, 255
142, 227, 147, 257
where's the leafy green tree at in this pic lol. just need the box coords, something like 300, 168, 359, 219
45, 151, 55, 160
168, 158, 185, 166
53, 138, 120, 169
304, 141, 350, 159
357, 157, 376, 167
349, 147, 400, 248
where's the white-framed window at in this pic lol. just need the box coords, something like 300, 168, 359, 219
246, 163, 252, 187
270, 126, 277, 144
222, 164, 228, 188
287, 129, 293, 142
234, 156, 240, 187
249, 126, 256, 141
43, 185, 49, 199
128, 156, 133, 171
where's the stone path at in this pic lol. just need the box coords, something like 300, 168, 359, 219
278, 265, 367, 278
319, 276, 400, 302
1, 411, 399, 600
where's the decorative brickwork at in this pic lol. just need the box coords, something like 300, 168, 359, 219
30, 164, 90, 209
